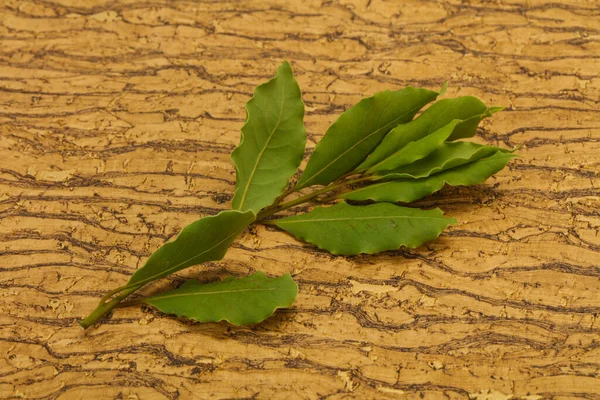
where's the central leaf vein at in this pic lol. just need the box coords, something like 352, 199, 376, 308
301, 104, 422, 187
237, 84, 286, 209
148, 287, 278, 302
130, 227, 245, 290
277, 215, 444, 224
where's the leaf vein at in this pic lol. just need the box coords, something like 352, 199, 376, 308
147, 287, 278, 302
300, 104, 422, 187
277, 215, 446, 224
130, 226, 246, 289
237, 83, 287, 210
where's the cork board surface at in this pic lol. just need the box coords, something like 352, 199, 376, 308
1, 0, 600, 399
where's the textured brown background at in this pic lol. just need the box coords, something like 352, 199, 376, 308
1, 0, 600, 399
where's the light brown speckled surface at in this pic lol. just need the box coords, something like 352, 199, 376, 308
1, 0, 600, 399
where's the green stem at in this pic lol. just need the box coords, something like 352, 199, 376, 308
256, 184, 340, 220
80, 285, 140, 329
255, 176, 373, 221
116, 297, 145, 308
100, 284, 130, 304
271, 184, 296, 205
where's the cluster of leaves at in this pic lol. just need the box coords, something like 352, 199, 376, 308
80, 61, 516, 329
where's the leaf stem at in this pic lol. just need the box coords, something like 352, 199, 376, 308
80, 285, 140, 329
100, 284, 130, 304
116, 298, 145, 308
256, 176, 372, 221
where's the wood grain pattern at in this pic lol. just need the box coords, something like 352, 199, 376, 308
1, 0, 599, 398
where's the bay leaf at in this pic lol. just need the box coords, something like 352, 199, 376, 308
357, 96, 490, 171
366, 119, 460, 173
231, 61, 306, 213
342, 151, 517, 203
143, 272, 297, 325
274, 202, 454, 255
295, 87, 439, 189
126, 210, 255, 290
375, 141, 509, 180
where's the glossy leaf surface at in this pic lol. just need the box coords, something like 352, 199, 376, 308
357, 96, 489, 171
295, 87, 439, 189
127, 210, 255, 289
231, 61, 306, 213
376, 141, 508, 180
449, 106, 503, 141
143, 272, 298, 325
274, 202, 455, 255
343, 151, 516, 203
366, 120, 460, 173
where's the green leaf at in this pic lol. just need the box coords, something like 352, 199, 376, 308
126, 210, 255, 290
366, 119, 460, 174
295, 87, 439, 190
357, 96, 490, 171
449, 105, 503, 141
375, 141, 509, 180
274, 201, 455, 255
342, 151, 517, 203
231, 61, 306, 213
142, 272, 298, 326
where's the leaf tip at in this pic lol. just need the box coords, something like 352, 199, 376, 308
510, 144, 523, 153
439, 81, 449, 95
487, 106, 505, 115
279, 60, 293, 73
